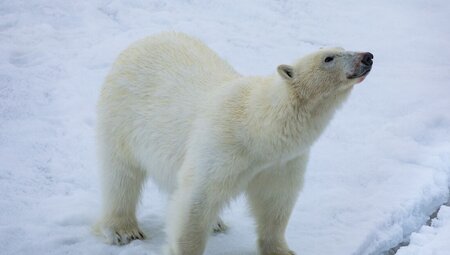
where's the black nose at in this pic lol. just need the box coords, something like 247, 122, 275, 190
361, 52, 373, 66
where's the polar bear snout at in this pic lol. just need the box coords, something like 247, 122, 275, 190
361, 52, 373, 67
347, 52, 373, 79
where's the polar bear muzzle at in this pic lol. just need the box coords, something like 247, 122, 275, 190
347, 52, 373, 79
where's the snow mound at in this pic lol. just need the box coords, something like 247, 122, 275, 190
397, 206, 450, 255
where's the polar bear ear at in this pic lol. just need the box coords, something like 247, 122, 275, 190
277, 65, 294, 81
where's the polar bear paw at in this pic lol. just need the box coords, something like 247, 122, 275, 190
258, 240, 296, 255
107, 227, 145, 245
212, 217, 228, 233
94, 219, 146, 245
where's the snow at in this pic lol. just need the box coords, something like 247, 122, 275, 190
397, 206, 450, 255
1, 0, 449, 255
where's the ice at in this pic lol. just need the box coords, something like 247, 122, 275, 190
397, 206, 450, 255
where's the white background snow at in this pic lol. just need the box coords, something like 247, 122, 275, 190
1, 1, 449, 254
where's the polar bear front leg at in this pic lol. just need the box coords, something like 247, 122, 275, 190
165, 160, 240, 255
246, 154, 309, 255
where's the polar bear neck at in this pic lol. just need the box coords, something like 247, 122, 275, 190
243, 76, 352, 157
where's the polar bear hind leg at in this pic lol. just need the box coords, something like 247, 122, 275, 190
95, 155, 146, 245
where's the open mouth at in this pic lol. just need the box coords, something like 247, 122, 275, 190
347, 67, 371, 79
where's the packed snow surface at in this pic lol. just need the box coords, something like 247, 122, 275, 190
1, 1, 449, 255
397, 205, 450, 255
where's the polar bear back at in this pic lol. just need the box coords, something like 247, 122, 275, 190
106, 32, 240, 106
97, 32, 240, 191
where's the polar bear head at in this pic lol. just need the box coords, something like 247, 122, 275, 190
277, 48, 373, 98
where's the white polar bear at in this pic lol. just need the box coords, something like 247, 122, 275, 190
95, 32, 373, 255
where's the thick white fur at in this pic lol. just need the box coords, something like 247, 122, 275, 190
95, 32, 367, 255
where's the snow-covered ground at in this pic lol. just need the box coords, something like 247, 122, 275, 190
397, 205, 450, 255
1, 1, 449, 255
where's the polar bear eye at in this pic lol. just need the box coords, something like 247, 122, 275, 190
324, 56, 334, 63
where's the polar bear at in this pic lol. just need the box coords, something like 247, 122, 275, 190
95, 32, 373, 255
